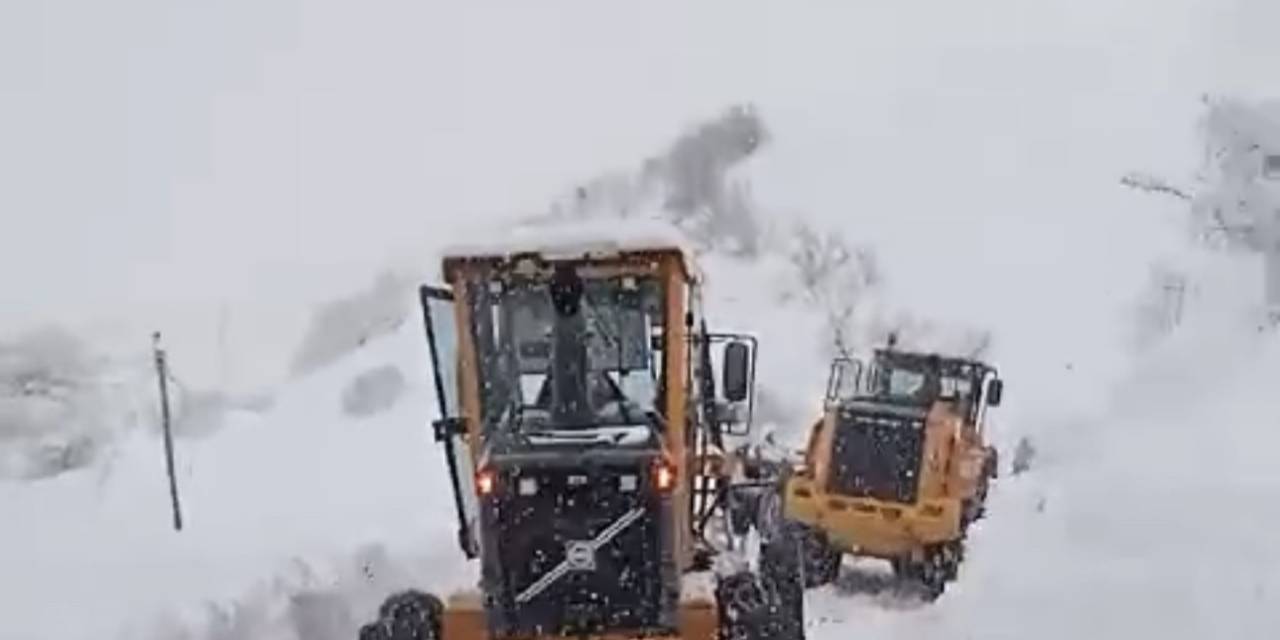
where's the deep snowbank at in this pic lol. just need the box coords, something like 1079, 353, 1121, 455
4, 157, 1278, 640
804, 255, 1280, 640
119, 235, 1280, 640
0, 315, 472, 640
6, 100, 1266, 640
0, 326, 159, 480
5, 0, 1279, 634
6, 98, 1278, 639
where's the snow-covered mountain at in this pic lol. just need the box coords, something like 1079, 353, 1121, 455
4, 1, 1280, 639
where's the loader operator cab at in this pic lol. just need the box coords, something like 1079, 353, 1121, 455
826, 348, 1003, 423
398, 242, 780, 640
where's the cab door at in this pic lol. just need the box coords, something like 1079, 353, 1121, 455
419, 285, 481, 559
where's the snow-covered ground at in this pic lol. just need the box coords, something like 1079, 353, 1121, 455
806, 257, 1280, 639
5, 1, 1280, 638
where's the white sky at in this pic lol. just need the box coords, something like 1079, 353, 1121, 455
3, 3, 1280, 637
2, 0, 1277, 387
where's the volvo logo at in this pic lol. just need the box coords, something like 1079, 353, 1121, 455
564, 541, 596, 571
515, 507, 647, 604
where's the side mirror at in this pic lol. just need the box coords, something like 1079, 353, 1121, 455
986, 378, 1004, 407
722, 341, 752, 403
824, 357, 864, 405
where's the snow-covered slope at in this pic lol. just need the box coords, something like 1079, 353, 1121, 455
5, 1, 1280, 639
807, 269, 1280, 639
0, 317, 472, 639
7, 216, 1278, 640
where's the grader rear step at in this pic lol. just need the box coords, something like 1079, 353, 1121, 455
762, 339, 1004, 600
358, 236, 805, 640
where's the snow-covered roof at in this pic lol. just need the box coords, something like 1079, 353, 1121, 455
441, 215, 703, 278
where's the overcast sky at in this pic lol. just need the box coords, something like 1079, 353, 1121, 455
2, 0, 1277, 387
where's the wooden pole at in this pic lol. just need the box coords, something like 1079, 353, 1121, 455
152, 332, 184, 531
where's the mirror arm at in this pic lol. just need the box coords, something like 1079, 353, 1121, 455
432, 416, 478, 559
433, 417, 468, 443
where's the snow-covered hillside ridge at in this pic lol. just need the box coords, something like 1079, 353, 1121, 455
0, 326, 125, 479
0, 325, 272, 481
0, 105, 998, 640
5, 89, 1279, 639
14, 239, 1268, 640
108, 227, 1280, 640
0, 103, 1004, 486
0, 325, 274, 481
1123, 98, 1280, 321
797, 250, 1280, 640
0, 313, 474, 640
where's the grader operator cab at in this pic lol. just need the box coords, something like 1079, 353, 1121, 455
777, 339, 1003, 599
359, 238, 804, 640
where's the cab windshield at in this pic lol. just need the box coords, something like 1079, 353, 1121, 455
466, 268, 665, 436
863, 364, 936, 406
862, 355, 976, 409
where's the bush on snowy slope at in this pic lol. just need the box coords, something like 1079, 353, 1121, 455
0, 326, 117, 479
131, 545, 444, 640
285, 271, 422, 424
643, 104, 768, 256
521, 105, 994, 446
0, 324, 276, 480
784, 222, 882, 357
341, 365, 406, 418
542, 105, 991, 364
289, 271, 414, 379
1192, 99, 1280, 251
546, 104, 769, 257
1124, 97, 1280, 322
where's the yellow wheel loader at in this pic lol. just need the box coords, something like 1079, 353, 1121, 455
767, 339, 1003, 599
358, 237, 806, 640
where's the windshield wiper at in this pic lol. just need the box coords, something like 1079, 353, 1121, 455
580, 300, 639, 425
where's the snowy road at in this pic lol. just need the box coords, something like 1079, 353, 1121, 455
5, 1, 1280, 638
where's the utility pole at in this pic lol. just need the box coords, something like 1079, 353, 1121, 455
1262, 155, 1280, 325
152, 332, 184, 531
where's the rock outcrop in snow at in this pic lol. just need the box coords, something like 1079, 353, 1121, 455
289, 272, 413, 379
1125, 98, 1280, 323
537, 106, 990, 367
0, 326, 125, 479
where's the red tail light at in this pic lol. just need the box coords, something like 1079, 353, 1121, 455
476, 468, 497, 496
653, 459, 677, 493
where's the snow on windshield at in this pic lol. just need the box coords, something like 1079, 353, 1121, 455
442, 216, 700, 277
468, 273, 665, 433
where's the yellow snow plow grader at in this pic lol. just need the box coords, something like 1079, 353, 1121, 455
359, 235, 805, 640
767, 339, 1003, 599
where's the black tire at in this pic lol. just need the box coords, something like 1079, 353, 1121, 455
796, 526, 842, 588
769, 520, 839, 588
891, 540, 964, 602
760, 528, 807, 640
717, 572, 776, 640
962, 477, 989, 528
364, 590, 443, 640
716, 525, 809, 640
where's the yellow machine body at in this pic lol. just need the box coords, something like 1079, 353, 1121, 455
780, 349, 1001, 565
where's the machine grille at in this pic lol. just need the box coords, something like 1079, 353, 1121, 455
488, 464, 670, 637
828, 411, 925, 504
